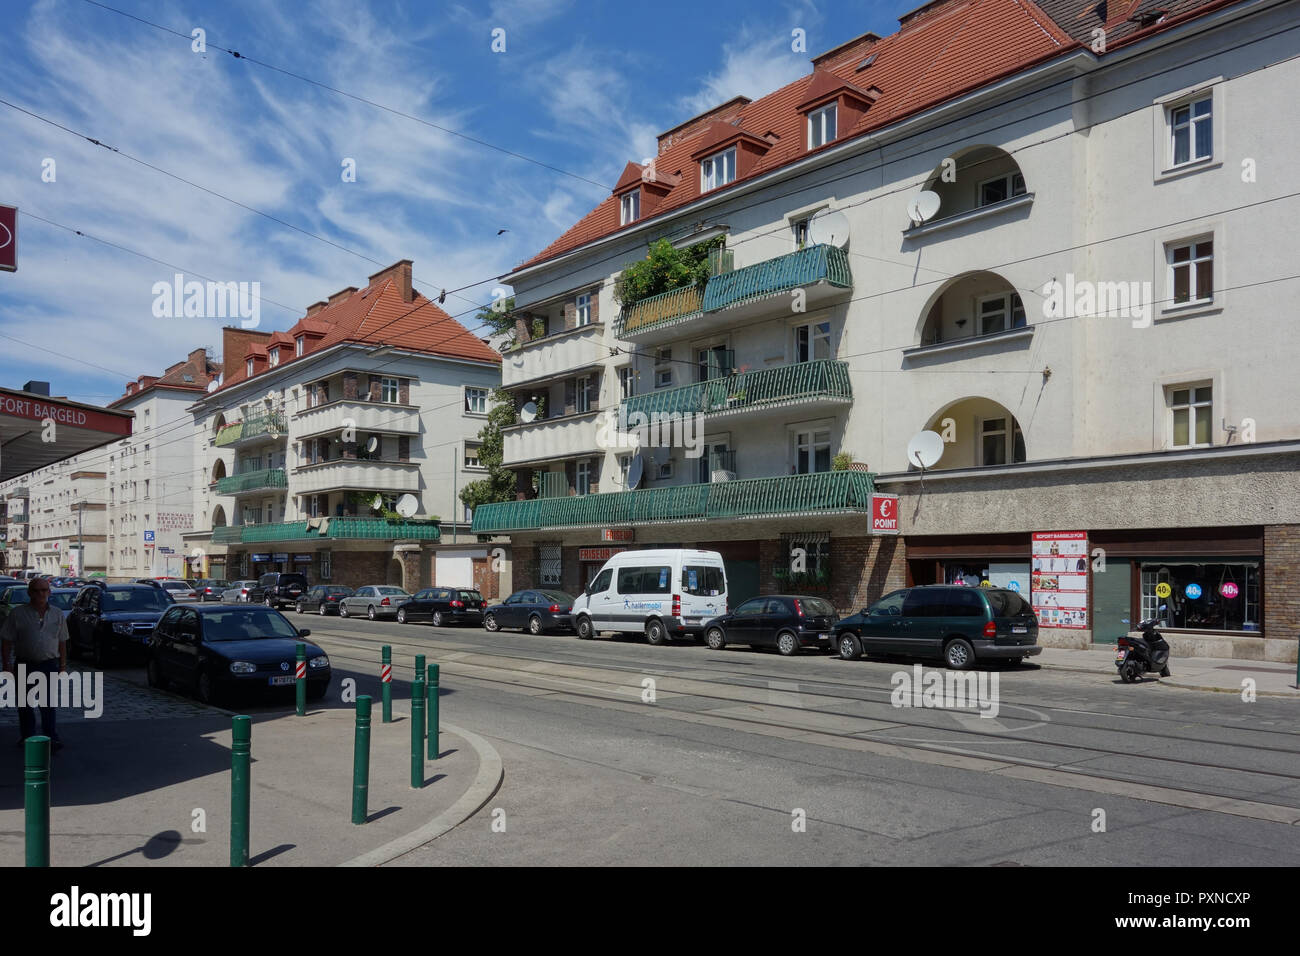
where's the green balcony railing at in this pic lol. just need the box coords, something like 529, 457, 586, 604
209, 517, 441, 544
212, 525, 244, 544
471, 469, 874, 533
7, 515, 27, 524
614, 284, 704, 338
241, 522, 310, 543
214, 412, 287, 447
622, 359, 851, 419
702, 243, 852, 313
215, 468, 287, 495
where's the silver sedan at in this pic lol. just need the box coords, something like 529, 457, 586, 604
338, 585, 411, 621
220, 580, 258, 603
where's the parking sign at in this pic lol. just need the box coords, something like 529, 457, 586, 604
144, 530, 155, 542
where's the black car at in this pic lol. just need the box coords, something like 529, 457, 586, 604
195, 579, 231, 602
67, 584, 174, 664
703, 595, 838, 656
295, 585, 355, 615
833, 585, 1041, 669
483, 590, 575, 634
395, 587, 486, 626
147, 603, 331, 705
249, 572, 310, 610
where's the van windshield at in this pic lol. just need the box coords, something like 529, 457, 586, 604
682, 565, 724, 596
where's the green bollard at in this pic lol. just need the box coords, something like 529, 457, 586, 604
24, 736, 50, 867
414, 654, 425, 684
352, 696, 372, 825
295, 642, 306, 717
230, 716, 251, 867
381, 645, 393, 724
427, 663, 440, 760
411, 674, 426, 789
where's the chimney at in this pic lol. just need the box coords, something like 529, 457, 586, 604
328, 286, 358, 307
22, 381, 50, 396
810, 31, 882, 70
188, 347, 207, 365
221, 326, 273, 377
367, 260, 414, 303
305, 301, 328, 316
657, 96, 752, 155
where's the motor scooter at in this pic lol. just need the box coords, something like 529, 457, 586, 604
1116, 607, 1171, 683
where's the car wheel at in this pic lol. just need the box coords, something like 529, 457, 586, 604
705, 626, 726, 650
576, 616, 594, 640
319, 604, 327, 616
944, 638, 975, 671
484, 613, 499, 632
432, 611, 444, 627
296, 601, 304, 614
645, 619, 668, 646
397, 608, 408, 624
367, 606, 376, 621
776, 631, 799, 656
528, 615, 542, 635
196, 669, 217, 705
91, 637, 108, 668
838, 633, 862, 661
146, 657, 164, 689
264, 597, 273, 607
339, 603, 349, 618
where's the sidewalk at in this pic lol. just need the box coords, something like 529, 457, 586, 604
0, 669, 502, 866
1036, 645, 1300, 696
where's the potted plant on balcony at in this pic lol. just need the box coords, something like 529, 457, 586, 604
614, 236, 723, 310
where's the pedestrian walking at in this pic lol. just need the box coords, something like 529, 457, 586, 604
0, 578, 68, 751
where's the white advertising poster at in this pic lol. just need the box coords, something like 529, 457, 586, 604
1031, 531, 1089, 629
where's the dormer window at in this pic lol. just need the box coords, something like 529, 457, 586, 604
269, 348, 280, 367
808, 103, 837, 149
620, 191, 639, 225
700, 147, 736, 192
296, 335, 304, 357
246, 359, 254, 377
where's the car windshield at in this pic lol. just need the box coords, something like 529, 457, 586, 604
458, 590, 483, 602
105, 589, 171, 612
202, 607, 301, 641
986, 590, 1035, 617
800, 597, 836, 617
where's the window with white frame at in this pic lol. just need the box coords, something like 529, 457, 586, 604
977, 171, 1026, 207
792, 217, 811, 249
465, 386, 489, 414
269, 348, 280, 367
380, 377, 399, 403
1169, 95, 1212, 167
980, 417, 1026, 465
620, 191, 639, 225
464, 443, 484, 469
296, 335, 304, 357
575, 293, 592, 326
807, 103, 837, 149
794, 428, 831, 474
1168, 383, 1212, 447
794, 321, 831, 362
977, 293, 1027, 335
619, 367, 635, 400
655, 349, 673, 388
656, 458, 674, 480
246, 359, 254, 377
1167, 238, 1213, 306
575, 460, 592, 495
576, 375, 597, 413
320, 549, 331, 580
700, 147, 736, 192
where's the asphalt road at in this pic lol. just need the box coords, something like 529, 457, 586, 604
135, 609, 1300, 866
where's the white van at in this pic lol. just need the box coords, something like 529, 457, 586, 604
572, 549, 727, 644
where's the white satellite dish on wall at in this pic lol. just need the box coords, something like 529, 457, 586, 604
906, 430, 945, 470
206, 380, 219, 393
626, 454, 644, 490
907, 190, 942, 225
371, 494, 384, 510
807, 208, 851, 248
520, 401, 538, 423
395, 494, 419, 518
365, 435, 379, 454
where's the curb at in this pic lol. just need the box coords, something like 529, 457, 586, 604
338, 722, 503, 867
1037, 659, 1300, 697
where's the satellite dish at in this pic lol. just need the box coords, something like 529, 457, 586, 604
626, 454, 644, 490
807, 208, 851, 248
906, 430, 945, 470
365, 436, 379, 454
206, 380, 219, 393
371, 494, 384, 510
395, 494, 418, 518
520, 402, 538, 423
907, 190, 941, 225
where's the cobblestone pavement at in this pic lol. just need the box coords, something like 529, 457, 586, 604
0, 664, 217, 731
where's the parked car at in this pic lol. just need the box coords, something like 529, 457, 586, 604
146, 603, 330, 705
483, 590, 574, 634
396, 587, 487, 627
195, 579, 231, 602
703, 595, 837, 655
571, 549, 728, 644
295, 585, 355, 615
833, 585, 1042, 670
221, 581, 258, 603
249, 572, 310, 610
338, 586, 411, 620
67, 583, 174, 665
0, 584, 79, 624
157, 580, 198, 602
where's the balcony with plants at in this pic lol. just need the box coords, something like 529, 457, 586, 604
214, 411, 288, 448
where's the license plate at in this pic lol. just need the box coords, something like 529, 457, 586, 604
1115, 649, 1127, 661
685, 617, 700, 625
819, 632, 829, 640
268, 675, 295, 686
1012, 626, 1028, 633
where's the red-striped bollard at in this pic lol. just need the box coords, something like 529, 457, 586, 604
381, 645, 393, 723
295, 643, 306, 716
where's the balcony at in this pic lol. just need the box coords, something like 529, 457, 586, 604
7, 515, 27, 524
294, 400, 421, 441
215, 412, 288, 448
504, 322, 607, 389
293, 459, 421, 496
212, 526, 244, 544
502, 410, 602, 467
615, 245, 852, 345
472, 470, 874, 533
209, 517, 441, 544
215, 468, 287, 495
622, 360, 851, 421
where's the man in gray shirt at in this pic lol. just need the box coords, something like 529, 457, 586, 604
0, 578, 68, 750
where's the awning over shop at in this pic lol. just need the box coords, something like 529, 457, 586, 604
0, 385, 133, 480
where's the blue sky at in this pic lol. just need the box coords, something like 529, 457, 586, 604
0, 0, 907, 404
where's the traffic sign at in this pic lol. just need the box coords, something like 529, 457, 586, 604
143, 530, 155, 542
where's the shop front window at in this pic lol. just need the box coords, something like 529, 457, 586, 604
1140, 563, 1260, 632
779, 536, 830, 590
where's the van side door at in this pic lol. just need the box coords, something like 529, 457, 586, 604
587, 568, 616, 631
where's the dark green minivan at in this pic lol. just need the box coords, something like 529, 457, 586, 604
833, 585, 1041, 669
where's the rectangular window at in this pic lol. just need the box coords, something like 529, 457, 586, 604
620, 191, 639, 225
1141, 562, 1257, 631
794, 321, 831, 362
792, 217, 811, 249
246, 359, 254, 377
977, 172, 1027, 207
269, 348, 280, 367
380, 377, 399, 403
697, 346, 733, 381
807, 103, 837, 149
465, 386, 489, 414
320, 549, 331, 580
575, 375, 597, 413
619, 367, 635, 400
655, 349, 672, 388
977, 293, 1027, 335
465, 443, 483, 469
980, 418, 1026, 465
576, 460, 591, 495
700, 147, 736, 192
794, 429, 831, 474
1169, 383, 1212, 447
1167, 239, 1213, 306
296, 336, 304, 356
1170, 96, 1212, 166
575, 293, 592, 326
